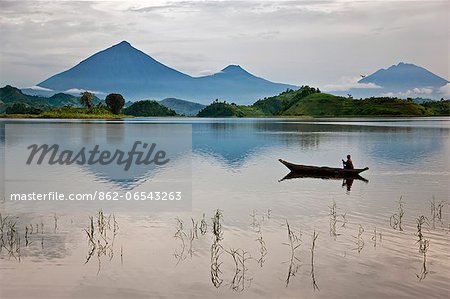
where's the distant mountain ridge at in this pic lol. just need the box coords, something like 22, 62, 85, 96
359, 62, 448, 89
335, 62, 449, 99
36, 41, 296, 104
159, 98, 205, 116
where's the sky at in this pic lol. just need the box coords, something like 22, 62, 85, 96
0, 0, 448, 91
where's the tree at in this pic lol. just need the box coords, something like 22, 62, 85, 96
6, 103, 42, 115
80, 91, 94, 108
105, 93, 125, 114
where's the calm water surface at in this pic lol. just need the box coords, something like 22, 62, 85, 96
0, 117, 449, 299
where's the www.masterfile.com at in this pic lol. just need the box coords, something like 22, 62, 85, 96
9, 192, 97, 201
9, 191, 183, 201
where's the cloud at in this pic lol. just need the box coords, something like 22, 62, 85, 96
412, 87, 433, 95
322, 76, 382, 92
26, 85, 53, 91
381, 87, 434, 98
64, 88, 106, 96
438, 83, 450, 97
197, 69, 217, 76
0, 1, 448, 89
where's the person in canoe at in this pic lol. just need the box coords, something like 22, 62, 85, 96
342, 154, 354, 169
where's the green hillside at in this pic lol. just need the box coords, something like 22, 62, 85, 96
0, 85, 101, 113
252, 86, 320, 115
283, 94, 428, 116
2, 84, 448, 118
123, 100, 177, 116
197, 88, 443, 117
420, 100, 450, 116
197, 100, 264, 117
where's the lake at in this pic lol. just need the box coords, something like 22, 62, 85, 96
0, 117, 449, 298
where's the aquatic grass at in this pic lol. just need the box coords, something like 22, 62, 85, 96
173, 214, 211, 263
283, 220, 302, 287
329, 201, 340, 238
353, 225, 365, 253
210, 241, 223, 288
120, 245, 124, 265
209, 209, 254, 290
188, 218, 199, 257
199, 213, 208, 235
53, 213, 58, 233
310, 230, 319, 291
228, 248, 252, 292
255, 230, 268, 267
84, 216, 96, 264
210, 209, 224, 288
25, 226, 30, 247
212, 209, 224, 242
0, 213, 6, 254
83, 210, 119, 274
371, 227, 382, 248
390, 196, 405, 231
173, 217, 187, 265
340, 212, 348, 228
0, 214, 21, 261
250, 210, 258, 229
430, 197, 445, 229
415, 215, 430, 281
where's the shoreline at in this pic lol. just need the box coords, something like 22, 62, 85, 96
1, 114, 449, 120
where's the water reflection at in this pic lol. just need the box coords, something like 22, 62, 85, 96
0, 118, 449, 298
192, 120, 447, 167
342, 178, 353, 191
2, 119, 448, 189
3, 123, 192, 197
280, 172, 368, 193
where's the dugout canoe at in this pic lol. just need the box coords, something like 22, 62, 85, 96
278, 159, 369, 176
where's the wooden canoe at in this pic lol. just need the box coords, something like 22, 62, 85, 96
279, 159, 369, 176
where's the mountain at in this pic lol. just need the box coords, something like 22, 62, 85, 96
37, 41, 296, 104
359, 62, 448, 89
335, 62, 449, 99
159, 98, 205, 116
193, 65, 296, 104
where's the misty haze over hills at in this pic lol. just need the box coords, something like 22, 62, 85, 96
36, 41, 296, 104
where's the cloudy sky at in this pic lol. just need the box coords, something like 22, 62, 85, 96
0, 0, 448, 91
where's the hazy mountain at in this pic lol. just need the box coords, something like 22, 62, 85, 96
37, 41, 296, 104
336, 62, 449, 99
193, 65, 296, 104
159, 98, 205, 116
359, 62, 448, 89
